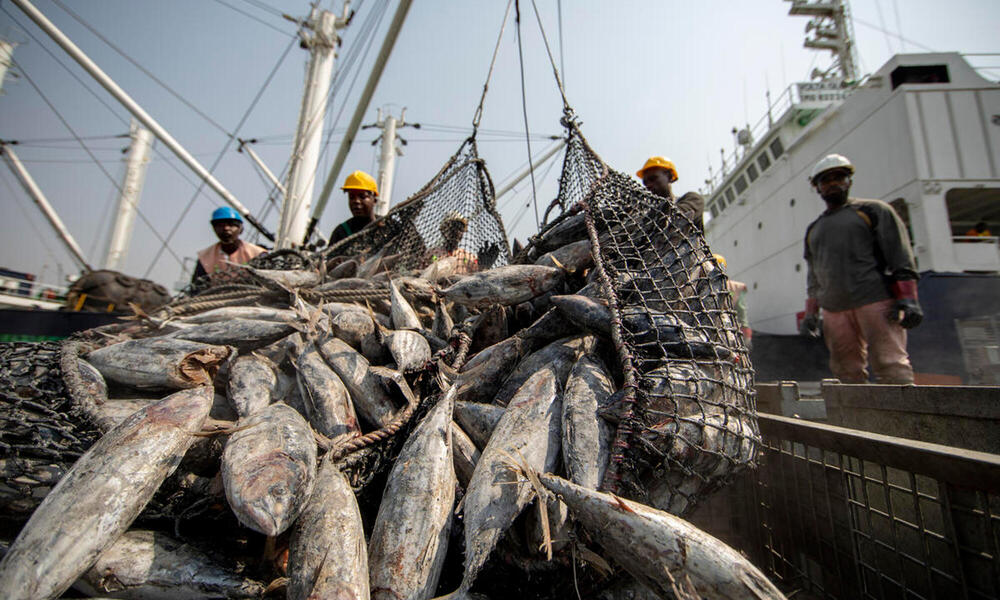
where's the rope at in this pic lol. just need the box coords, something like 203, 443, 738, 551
470, 0, 515, 135
514, 0, 541, 230
58, 339, 107, 432
530, 0, 572, 113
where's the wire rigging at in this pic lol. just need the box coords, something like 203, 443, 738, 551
51, 0, 232, 137
143, 32, 300, 277
2, 7, 221, 204
471, 0, 514, 135
514, 1, 540, 230
11, 57, 185, 269
209, 0, 297, 38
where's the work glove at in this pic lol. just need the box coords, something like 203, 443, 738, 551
799, 298, 822, 338
889, 280, 923, 329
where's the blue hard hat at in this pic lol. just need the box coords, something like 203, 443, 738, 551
211, 206, 243, 223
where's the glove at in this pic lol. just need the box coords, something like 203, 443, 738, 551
741, 326, 753, 350
889, 280, 923, 329
799, 297, 822, 338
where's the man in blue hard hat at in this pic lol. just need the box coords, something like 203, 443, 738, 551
192, 207, 266, 285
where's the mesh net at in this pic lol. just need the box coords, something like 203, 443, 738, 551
321, 140, 511, 275
547, 125, 760, 516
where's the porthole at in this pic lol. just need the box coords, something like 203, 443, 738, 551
795, 263, 801, 272
753, 282, 758, 290
757, 222, 763, 230
733, 240, 738, 247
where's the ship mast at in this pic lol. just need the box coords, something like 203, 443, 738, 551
787, 0, 859, 82
103, 119, 154, 271
277, 3, 351, 249
363, 107, 418, 218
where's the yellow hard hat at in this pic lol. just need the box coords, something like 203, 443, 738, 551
636, 156, 678, 182
341, 170, 378, 194
713, 254, 727, 268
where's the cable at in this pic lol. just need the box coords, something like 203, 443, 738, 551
872, 0, 894, 57
13, 134, 129, 144
852, 17, 935, 53
514, 0, 540, 230
891, 0, 905, 53
238, 0, 286, 19
209, 0, 296, 38
12, 58, 185, 269
143, 32, 299, 277
557, 0, 564, 91
51, 0, 231, 137
1, 169, 68, 276
471, 0, 515, 135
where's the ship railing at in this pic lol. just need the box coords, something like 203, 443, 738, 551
690, 413, 1000, 599
704, 82, 800, 194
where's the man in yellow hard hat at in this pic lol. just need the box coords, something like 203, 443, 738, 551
329, 170, 378, 244
636, 156, 705, 231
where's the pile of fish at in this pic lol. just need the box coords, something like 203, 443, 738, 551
0, 219, 781, 599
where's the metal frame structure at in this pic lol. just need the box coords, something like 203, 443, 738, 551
700, 413, 1000, 599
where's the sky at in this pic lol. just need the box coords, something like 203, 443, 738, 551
0, 0, 997, 291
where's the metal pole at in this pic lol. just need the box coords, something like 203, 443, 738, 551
373, 108, 402, 217
308, 0, 413, 239
238, 140, 287, 198
495, 139, 565, 199
104, 119, 153, 270
9, 0, 273, 240
1, 144, 92, 271
277, 6, 346, 248
0, 39, 17, 96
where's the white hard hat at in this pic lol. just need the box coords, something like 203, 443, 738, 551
810, 154, 855, 184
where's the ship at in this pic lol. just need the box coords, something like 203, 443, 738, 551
702, 0, 1000, 384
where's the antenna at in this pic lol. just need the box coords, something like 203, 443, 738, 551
787, 0, 859, 82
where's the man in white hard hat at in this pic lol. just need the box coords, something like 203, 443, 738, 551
800, 154, 922, 384
636, 156, 705, 231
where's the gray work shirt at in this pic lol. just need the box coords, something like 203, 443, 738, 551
804, 198, 917, 312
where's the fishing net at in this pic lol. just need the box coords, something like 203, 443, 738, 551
184, 248, 315, 296
546, 124, 760, 517
321, 139, 511, 276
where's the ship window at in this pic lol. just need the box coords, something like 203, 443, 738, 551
725, 187, 735, 204
795, 263, 801, 272
769, 137, 784, 158
757, 222, 763, 230
710, 203, 719, 218
890, 64, 949, 89
757, 152, 771, 171
790, 198, 796, 207
746, 164, 759, 182
734, 175, 748, 194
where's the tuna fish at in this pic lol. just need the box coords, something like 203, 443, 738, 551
0, 386, 215, 600
177, 305, 299, 324
86, 338, 230, 390
369, 390, 457, 600
451, 422, 480, 488
453, 400, 504, 449
534, 238, 593, 273
381, 327, 432, 373
226, 353, 278, 418
168, 318, 295, 354
530, 471, 786, 599
316, 334, 400, 427
439, 368, 562, 598
294, 339, 360, 443
390, 278, 424, 331
331, 309, 376, 350
550, 294, 611, 337
493, 335, 594, 406
562, 353, 616, 489
287, 460, 369, 600
221, 402, 317, 536
438, 265, 564, 308
72, 529, 264, 599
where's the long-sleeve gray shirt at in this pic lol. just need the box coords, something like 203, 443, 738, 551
804, 198, 917, 312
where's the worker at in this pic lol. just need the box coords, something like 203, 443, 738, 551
426, 211, 478, 274
192, 207, 266, 285
964, 220, 992, 239
713, 254, 752, 349
800, 154, 922, 384
636, 156, 705, 231
329, 170, 378, 245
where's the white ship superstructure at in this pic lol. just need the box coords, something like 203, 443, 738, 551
705, 19, 1000, 335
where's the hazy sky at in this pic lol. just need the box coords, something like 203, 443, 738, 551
1, 0, 997, 290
